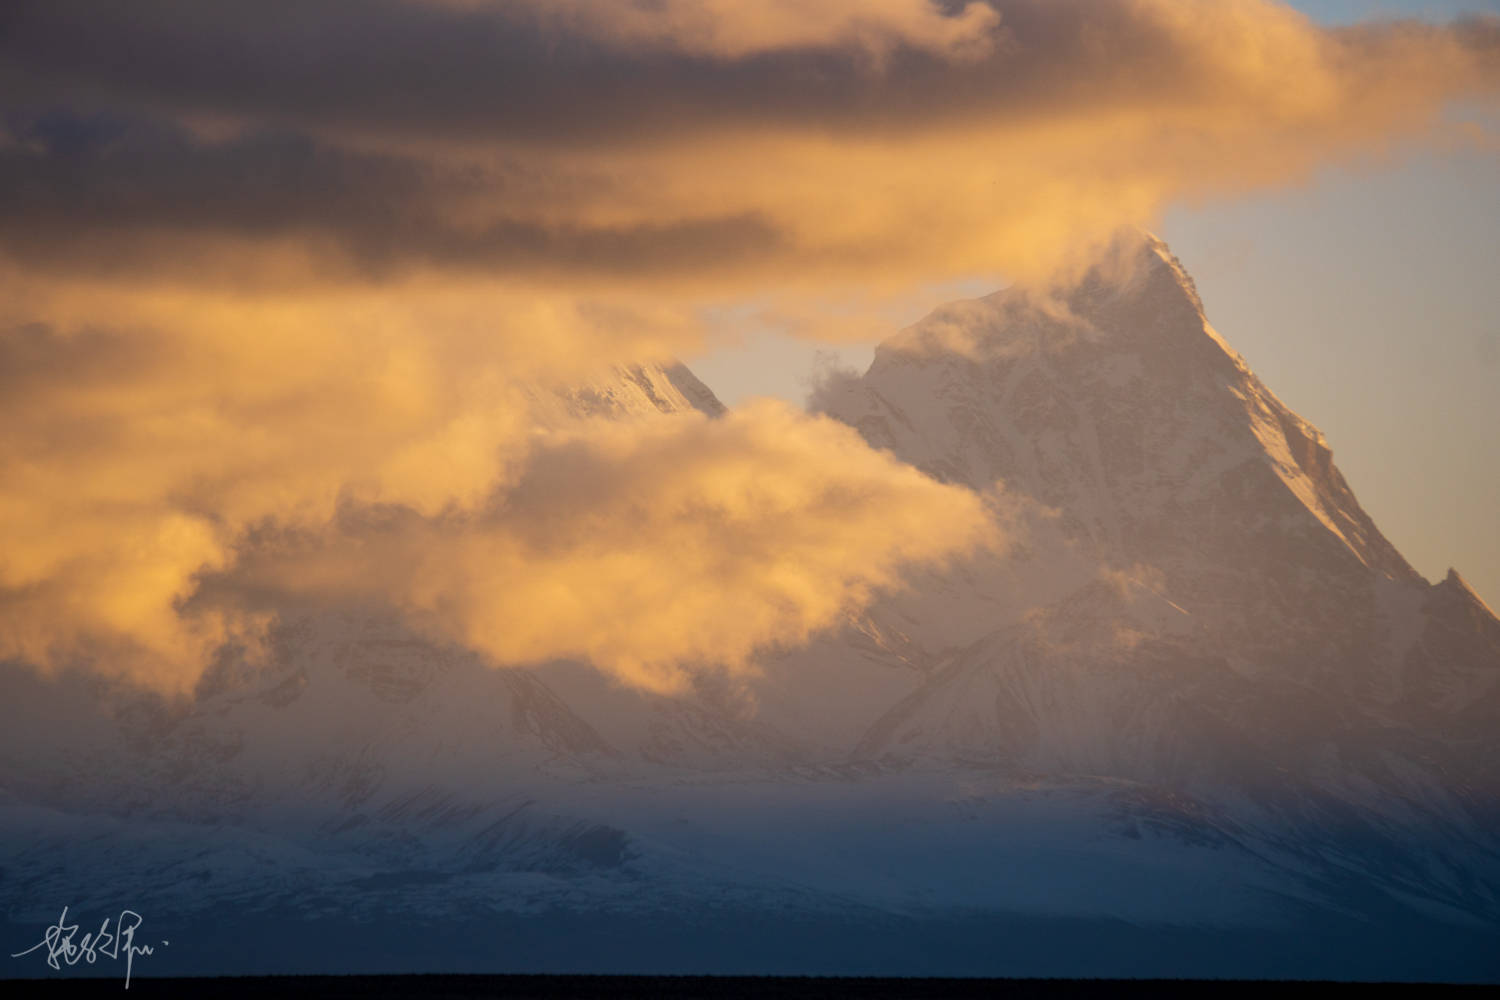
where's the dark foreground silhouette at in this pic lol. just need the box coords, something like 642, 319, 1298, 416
7, 975, 1499, 998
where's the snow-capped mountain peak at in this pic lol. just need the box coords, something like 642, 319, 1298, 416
820, 230, 1420, 589
4, 238, 1499, 980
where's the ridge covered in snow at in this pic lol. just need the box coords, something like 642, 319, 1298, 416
4, 238, 1498, 980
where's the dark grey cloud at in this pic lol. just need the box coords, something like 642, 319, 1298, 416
4, 2, 1490, 147
0, 0, 960, 145
0, 110, 783, 280
1, 2, 1497, 287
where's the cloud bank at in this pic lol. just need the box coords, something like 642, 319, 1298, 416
2, 1, 1496, 693
3, 0, 1495, 289
0, 276, 993, 693
197, 402, 998, 694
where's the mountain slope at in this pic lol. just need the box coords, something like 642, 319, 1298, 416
814, 234, 1498, 794
4, 254, 1500, 980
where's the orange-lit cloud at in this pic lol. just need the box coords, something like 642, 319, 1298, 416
1, 1, 1497, 693
0, 270, 994, 693
196, 401, 998, 694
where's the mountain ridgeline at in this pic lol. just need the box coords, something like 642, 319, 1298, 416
813, 234, 1499, 799
3, 235, 1497, 981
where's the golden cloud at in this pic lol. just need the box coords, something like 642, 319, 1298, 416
1, 1, 1496, 693
0, 270, 994, 693
201, 401, 998, 694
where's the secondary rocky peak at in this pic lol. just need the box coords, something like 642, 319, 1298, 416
530, 359, 727, 423
1436, 567, 1498, 620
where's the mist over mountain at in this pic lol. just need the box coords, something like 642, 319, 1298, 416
4, 234, 1498, 982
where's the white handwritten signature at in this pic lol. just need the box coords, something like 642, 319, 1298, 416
11, 906, 167, 989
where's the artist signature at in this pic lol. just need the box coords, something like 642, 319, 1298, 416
11, 906, 167, 989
